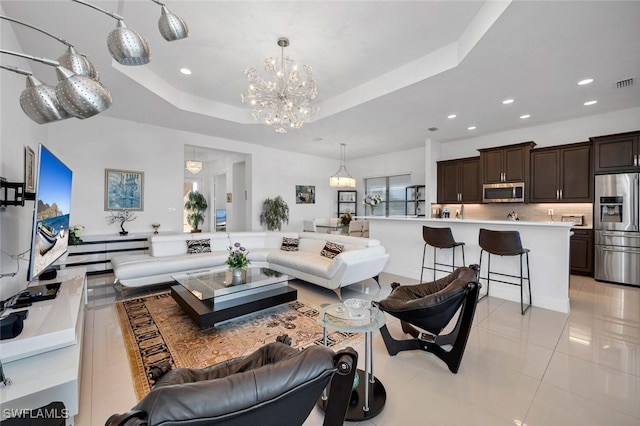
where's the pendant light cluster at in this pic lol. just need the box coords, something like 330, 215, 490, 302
0, 1, 188, 124
0, 50, 112, 123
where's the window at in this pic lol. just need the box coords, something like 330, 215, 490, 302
364, 174, 411, 216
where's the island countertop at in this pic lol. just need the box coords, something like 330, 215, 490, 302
366, 216, 572, 313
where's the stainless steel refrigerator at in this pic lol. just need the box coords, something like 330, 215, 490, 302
594, 173, 640, 286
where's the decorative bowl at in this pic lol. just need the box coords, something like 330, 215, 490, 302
343, 298, 371, 318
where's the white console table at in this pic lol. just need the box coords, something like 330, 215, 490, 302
0, 268, 87, 423
57, 233, 150, 275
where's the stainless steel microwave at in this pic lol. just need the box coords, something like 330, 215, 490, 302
482, 182, 525, 203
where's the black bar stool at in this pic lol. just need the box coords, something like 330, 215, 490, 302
478, 228, 531, 315
420, 226, 466, 283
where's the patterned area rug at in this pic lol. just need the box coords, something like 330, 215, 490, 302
115, 292, 359, 400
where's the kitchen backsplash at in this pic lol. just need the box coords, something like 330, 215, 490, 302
431, 203, 593, 227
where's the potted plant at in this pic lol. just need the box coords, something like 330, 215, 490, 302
184, 191, 208, 232
260, 196, 289, 231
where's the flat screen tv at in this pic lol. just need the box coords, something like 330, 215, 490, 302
27, 144, 73, 282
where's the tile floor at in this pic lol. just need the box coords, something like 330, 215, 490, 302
77, 272, 640, 426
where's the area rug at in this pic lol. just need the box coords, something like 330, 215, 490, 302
115, 292, 359, 400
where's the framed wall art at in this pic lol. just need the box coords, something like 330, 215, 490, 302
296, 185, 315, 204
105, 169, 144, 210
24, 146, 36, 192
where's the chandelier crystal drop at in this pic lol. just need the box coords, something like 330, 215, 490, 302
330, 143, 356, 188
242, 37, 319, 133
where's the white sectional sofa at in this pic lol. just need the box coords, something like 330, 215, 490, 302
111, 231, 390, 298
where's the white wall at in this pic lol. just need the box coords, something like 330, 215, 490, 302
0, 13, 48, 300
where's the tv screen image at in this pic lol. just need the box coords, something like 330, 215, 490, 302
28, 145, 73, 281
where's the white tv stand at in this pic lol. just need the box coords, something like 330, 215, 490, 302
0, 267, 87, 423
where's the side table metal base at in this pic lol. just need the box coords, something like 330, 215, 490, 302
318, 368, 386, 421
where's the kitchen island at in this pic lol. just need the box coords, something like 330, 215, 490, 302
368, 217, 573, 313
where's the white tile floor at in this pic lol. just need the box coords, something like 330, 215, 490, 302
77, 273, 640, 426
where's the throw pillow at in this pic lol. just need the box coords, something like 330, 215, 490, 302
187, 239, 211, 254
281, 237, 300, 252
320, 241, 344, 259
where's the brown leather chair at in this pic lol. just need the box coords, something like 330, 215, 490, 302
105, 342, 357, 426
478, 228, 531, 314
420, 226, 466, 282
376, 265, 480, 374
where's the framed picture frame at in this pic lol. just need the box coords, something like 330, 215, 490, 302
104, 169, 144, 211
295, 185, 315, 204
24, 146, 36, 192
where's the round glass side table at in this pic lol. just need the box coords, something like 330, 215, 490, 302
317, 302, 387, 421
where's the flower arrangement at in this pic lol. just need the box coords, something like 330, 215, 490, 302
339, 211, 353, 226
69, 225, 84, 245
226, 242, 251, 270
363, 194, 383, 206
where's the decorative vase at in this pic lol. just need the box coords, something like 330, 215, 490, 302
232, 268, 245, 284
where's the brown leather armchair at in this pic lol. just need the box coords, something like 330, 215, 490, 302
376, 265, 480, 374
105, 342, 357, 426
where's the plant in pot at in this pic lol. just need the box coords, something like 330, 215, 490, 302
184, 191, 208, 233
260, 195, 289, 231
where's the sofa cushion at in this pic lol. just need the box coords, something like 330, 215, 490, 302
320, 241, 344, 259
281, 237, 299, 252
187, 239, 211, 254
268, 251, 338, 279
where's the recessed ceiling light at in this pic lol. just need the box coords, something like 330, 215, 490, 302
578, 78, 593, 85
468, 126, 476, 130
584, 100, 598, 106
520, 114, 531, 119
447, 114, 457, 119
180, 68, 192, 75
502, 98, 514, 104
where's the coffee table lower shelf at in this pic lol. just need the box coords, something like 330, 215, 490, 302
171, 284, 298, 329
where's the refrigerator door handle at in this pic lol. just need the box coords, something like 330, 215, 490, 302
601, 232, 640, 238
602, 247, 640, 255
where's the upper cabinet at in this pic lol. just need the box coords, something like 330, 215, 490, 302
530, 142, 592, 203
437, 156, 481, 204
591, 131, 640, 173
479, 141, 536, 184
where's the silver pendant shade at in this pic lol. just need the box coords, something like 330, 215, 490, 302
20, 74, 71, 124
158, 5, 189, 41
54, 66, 112, 119
107, 20, 151, 66
71, 0, 152, 66
0, 51, 112, 124
0, 15, 100, 81
58, 46, 100, 81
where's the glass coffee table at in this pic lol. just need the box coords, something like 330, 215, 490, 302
170, 267, 297, 329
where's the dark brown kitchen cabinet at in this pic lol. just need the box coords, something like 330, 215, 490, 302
570, 228, 593, 276
437, 156, 481, 204
591, 131, 640, 173
479, 141, 536, 184
530, 142, 592, 203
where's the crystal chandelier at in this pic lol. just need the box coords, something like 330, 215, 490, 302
185, 147, 202, 174
330, 143, 356, 188
242, 37, 319, 133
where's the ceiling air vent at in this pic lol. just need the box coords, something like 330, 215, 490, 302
615, 77, 634, 89
428, 127, 438, 132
